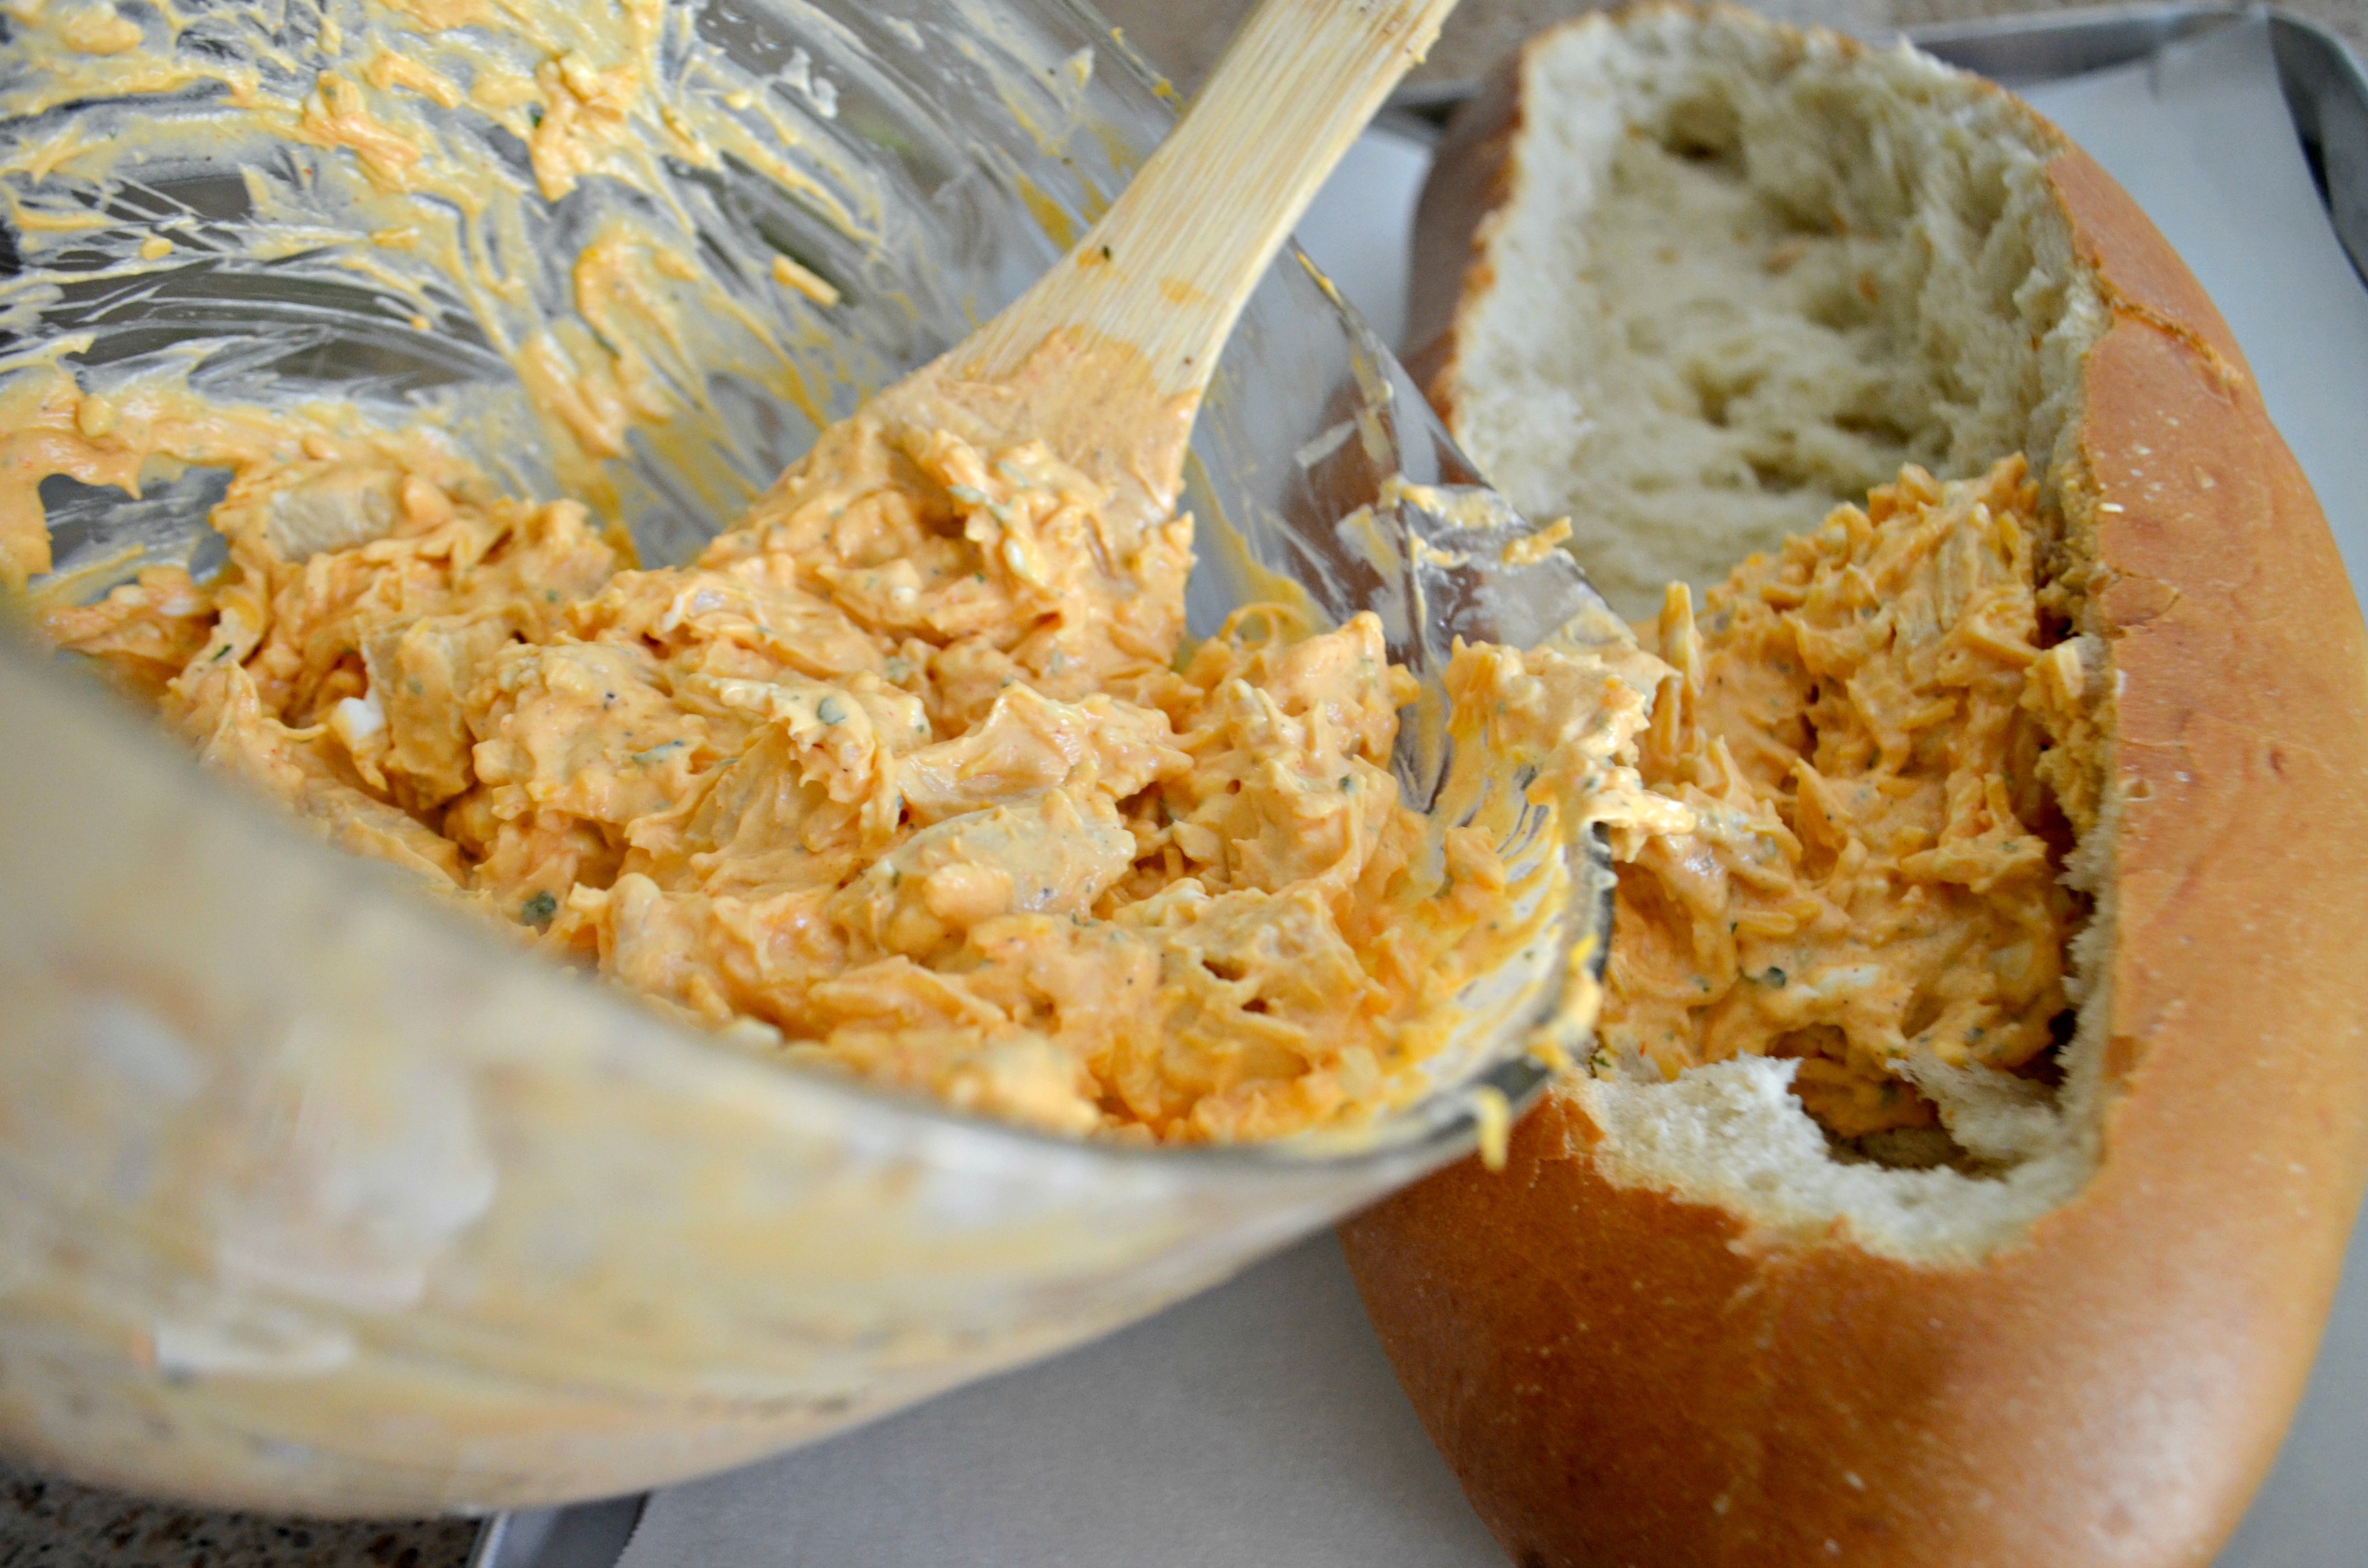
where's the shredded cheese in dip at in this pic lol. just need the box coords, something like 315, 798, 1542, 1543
1598, 458, 2089, 1139
33, 365, 1651, 1143
0, 0, 1676, 1152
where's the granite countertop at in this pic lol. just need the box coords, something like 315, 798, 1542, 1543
0, 1465, 478, 1568
6, 0, 2358, 1563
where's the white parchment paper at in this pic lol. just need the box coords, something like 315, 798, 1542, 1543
618, 18, 2368, 1566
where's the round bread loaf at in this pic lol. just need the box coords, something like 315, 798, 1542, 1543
1339, 6, 2368, 1565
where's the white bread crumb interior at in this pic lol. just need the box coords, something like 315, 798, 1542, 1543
1458, 9, 2107, 619
1452, 8, 2121, 1261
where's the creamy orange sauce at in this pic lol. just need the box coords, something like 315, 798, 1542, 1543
1600, 459, 2087, 1138
0, 0, 1676, 1147
31, 351, 1647, 1143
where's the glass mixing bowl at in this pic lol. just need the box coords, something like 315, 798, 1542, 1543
0, 0, 1615, 1515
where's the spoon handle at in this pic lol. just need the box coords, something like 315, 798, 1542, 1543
956, 0, 1460, 400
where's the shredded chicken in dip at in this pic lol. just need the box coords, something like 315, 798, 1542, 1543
1598, 458, 2093, 1138
32, 363, 1649, 1143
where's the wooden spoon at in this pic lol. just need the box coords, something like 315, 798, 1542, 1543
817, 0, 1462, 546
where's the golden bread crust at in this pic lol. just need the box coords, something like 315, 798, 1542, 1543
1402, 51, 1521, 405
1342, 21, 2368, 1568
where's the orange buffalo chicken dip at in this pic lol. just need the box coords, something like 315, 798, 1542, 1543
22, 358, 2084, 1152
1598, 457, 2092, 1146
24, 366, 1656, 1143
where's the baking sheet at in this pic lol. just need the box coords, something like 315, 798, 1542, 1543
611, 17, 2368, 1567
